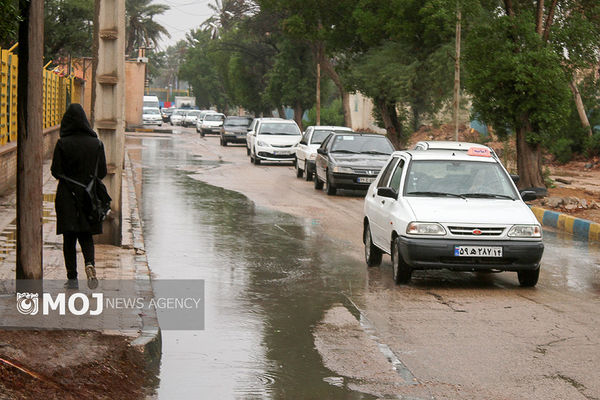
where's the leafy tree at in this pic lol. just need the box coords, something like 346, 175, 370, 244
345, 0, 459, 145
0, 0, 19, 48
265, 38, 316, 129
259, 0, 362, 127
125, 0, 171, 56
179, 30, 229, 110
464, 1, 600, 188
44, 0, 94, 60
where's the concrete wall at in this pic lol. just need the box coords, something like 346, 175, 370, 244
125, 61, 146, 128
0, 126, 60, 195
349, 92, 385, 133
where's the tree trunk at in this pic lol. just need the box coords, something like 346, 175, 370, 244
293, 102, 303, 131
277, 105, 285, 119
376, 97, 403, 148
516, 120, 545, 189
569, 78, 593, 137
320, 56, 352, 128
16, 0, 44, 281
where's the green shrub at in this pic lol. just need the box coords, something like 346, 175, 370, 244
584, 131, 600, 158
549, 137, 573, 164
304, 99, 345, 127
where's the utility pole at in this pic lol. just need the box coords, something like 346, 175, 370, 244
16, 0, 44, 282
316, 54, 321, 126
453, 4, 461, 141
92, 0, 126, 245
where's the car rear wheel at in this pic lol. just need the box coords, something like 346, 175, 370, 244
325, 171, 337, 195
314, 173, 323, 190
364, 223, 382, 267
392, 237, 412, 284
296, 160, 303, 178
517, 268, 540, 287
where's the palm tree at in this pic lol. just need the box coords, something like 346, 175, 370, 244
126, 0, 171, 55
202, 0, 258, 39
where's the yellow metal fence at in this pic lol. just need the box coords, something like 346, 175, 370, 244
1, 45, 75, 146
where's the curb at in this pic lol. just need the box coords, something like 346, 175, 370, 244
530, 206, 600, 241
129, 126, 174, 134
123, 152, 162, 368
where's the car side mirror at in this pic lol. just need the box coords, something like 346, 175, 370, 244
510, 174, 520, 184
520, 190, 537, 202
377, 187, 398, 200
317, 148, 327, 155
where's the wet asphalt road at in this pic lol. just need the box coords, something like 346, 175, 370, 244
129, 129, 600, 399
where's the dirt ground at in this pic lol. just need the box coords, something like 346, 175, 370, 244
0, 331, 157, 400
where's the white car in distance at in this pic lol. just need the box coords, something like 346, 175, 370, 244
248, 119, 302, 165
142, 107, 162, 125
198, 113, 225, 136
170, 109, 185, 126
295, 125, 352, 181
182, 110, 203, 127
363, 147, 544, 286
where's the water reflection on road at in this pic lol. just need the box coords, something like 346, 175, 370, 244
138, 138, 373, 399
136, 134, 600, 399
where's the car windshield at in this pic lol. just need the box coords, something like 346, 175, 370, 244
174, 111, 185, 116
205, 114, 224, 121
404, 160, 517, 199
259, 123, 301, 135
311, 130, 336, 144
330, 135, 394, 154
143, 108, 160, 115
224, 118, 252, 127
187, 111, 201, 117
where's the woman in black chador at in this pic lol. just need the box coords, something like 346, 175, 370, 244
51, 104, 107, 289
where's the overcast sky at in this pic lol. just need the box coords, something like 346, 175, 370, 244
154, 0, 215, 49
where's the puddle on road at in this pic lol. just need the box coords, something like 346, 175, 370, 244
137, 138, 375, 399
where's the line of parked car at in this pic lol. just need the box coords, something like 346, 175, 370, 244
193, 115, 545, 287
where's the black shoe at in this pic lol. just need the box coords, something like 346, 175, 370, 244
64, 279, 79, 290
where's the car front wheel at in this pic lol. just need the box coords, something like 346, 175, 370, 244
296, 160, 303, 178
517, 267, 540, 287
325, 171, 337, 195
314, 172, 324, 190
364, 223, 382, 267
392, 236, 412, 284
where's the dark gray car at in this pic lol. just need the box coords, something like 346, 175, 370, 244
314, 132, 395, 195
220, 116, 253, 146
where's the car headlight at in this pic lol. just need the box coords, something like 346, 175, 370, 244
508, 225, 541, 238
308, 153, 317, 160
257, 140, 269, 147
332, 166, 354, 174
406, 222, 446, 236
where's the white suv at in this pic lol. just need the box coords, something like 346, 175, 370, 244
295, 126, 351, 181
248, 119, 302, 165
363, 147, 543, 286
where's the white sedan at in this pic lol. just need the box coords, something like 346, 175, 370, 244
295, 125, 351, 181
142, 107, 162, 125
363, 147, 544, 286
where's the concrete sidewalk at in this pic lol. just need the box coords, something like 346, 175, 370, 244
0, 155, 160, 350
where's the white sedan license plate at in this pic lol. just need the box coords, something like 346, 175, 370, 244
273, 150, 291, 155
357, 177, 376, 183
454, 246, 502, 257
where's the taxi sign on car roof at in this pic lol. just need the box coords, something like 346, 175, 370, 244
467, 147, 492, 157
